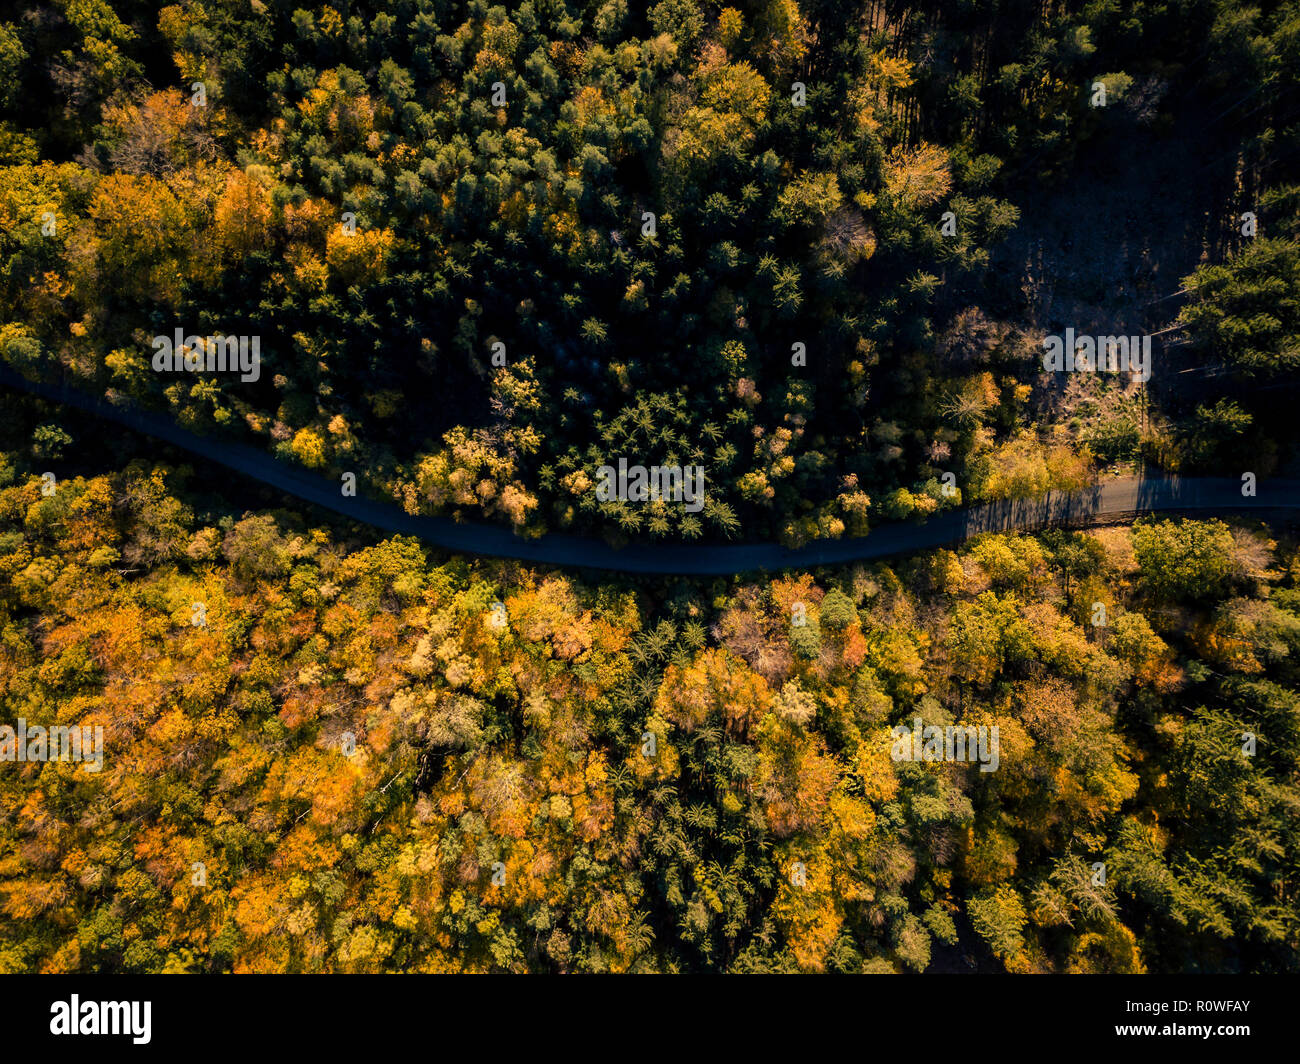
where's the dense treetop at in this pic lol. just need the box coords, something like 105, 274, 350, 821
2, 0, 1298, 546
0, 437, 1296, 971
2, 1, 1299, 976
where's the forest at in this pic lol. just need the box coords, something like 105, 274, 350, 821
1, 1, 1299, 974
1, 0, 1298, 545
0, 425, 1297, 972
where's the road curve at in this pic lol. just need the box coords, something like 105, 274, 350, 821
4, 366, 1299, 575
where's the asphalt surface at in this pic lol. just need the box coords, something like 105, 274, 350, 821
4, 366, 1299, 575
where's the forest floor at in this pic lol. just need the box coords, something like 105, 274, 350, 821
990, 82, 1244, 429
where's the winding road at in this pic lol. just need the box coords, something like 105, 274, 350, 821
4, 365, 1299, 575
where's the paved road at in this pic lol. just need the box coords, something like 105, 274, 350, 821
4, 366, 1299, 575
